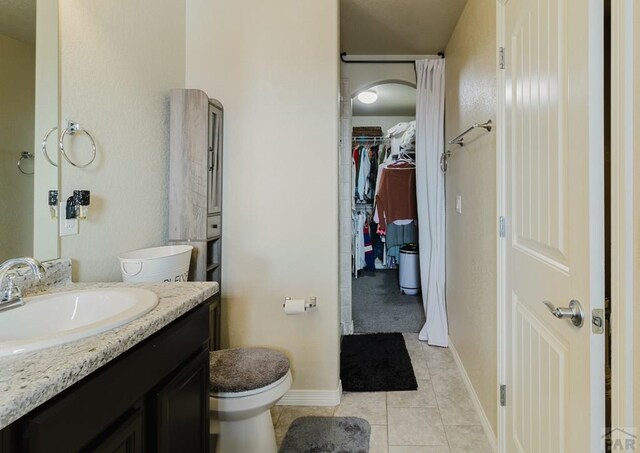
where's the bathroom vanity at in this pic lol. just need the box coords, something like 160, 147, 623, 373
0, 272, 218, 453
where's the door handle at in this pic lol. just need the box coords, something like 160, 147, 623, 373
542, 299, 584, 327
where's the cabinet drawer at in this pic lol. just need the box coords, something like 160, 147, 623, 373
207, 215, 221, 238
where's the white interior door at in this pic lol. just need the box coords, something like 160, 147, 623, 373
501, 0, 605, 452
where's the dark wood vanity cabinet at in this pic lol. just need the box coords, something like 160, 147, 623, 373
209, 294, 221, 351
0, 300, 212, 453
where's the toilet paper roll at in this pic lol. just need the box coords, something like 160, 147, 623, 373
284, 299, 307, 315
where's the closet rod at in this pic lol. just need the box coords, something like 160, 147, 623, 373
340, 52, 444, 64
352, 136, 389, 140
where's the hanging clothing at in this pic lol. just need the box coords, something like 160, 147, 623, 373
353, 142, 385, 203
367, 146, 379, 201
354, 148, 364, 201
352, 211, 367, 273
375, 162, 418, 229
386, 222, 418, 249
372, 148, 406, 225
370, 220, 384, 262
351, 135, 417, 274
363, 223, 375, 271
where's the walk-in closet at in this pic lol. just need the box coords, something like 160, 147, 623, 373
348, 82, 426, 333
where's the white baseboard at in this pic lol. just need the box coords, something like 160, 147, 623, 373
448, 338, 497, 453
341, 321, 354, 335
278, 380, 342, 407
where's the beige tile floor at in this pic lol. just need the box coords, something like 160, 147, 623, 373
271, 333, 493, 453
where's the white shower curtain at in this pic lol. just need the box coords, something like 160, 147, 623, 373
415, 59, 448, 347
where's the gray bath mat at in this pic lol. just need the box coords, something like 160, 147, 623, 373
279, 416, 371, 453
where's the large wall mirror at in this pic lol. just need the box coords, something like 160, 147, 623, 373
0, 0, 59, 263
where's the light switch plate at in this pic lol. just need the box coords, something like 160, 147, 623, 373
455, 195, 462, 213
59, 202, 78, 236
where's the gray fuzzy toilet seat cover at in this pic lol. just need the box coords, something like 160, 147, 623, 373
210, 347, 290, 393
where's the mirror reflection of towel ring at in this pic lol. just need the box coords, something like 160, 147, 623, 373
41, 126, 58, 167
59, 122, 97, 168
17, 151, 34, 175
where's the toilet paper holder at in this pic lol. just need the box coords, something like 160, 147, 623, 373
283, 296, 317, 310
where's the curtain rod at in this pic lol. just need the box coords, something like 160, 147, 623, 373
340, 52, 444, 64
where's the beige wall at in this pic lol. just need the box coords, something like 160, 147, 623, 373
444, 0, 497, 433
59, 0, 186, 280
0, 34, 35, 262
352, 116, 416, 135
185, 0, 341, 392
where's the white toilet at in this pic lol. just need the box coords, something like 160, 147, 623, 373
210, 347, 292, 453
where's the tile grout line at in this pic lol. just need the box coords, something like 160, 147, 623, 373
384, 390, 390, 452
272, 408, 283, 426
423, 341, 452, 451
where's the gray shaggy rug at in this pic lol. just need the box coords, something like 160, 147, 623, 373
279, 416, 371, 453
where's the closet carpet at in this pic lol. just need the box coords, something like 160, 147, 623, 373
352, 269, 425, 333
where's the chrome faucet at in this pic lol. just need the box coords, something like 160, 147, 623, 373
0, 257, 46, 312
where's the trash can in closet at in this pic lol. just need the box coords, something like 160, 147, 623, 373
399, 243, 420, 295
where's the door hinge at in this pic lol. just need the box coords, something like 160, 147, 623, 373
500, 385, 506, 406
499, 47, 505, 69
592, 309, 604, 334
499, 216, 506, 238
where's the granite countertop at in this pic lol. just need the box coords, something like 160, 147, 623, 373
0, 280, 219, 430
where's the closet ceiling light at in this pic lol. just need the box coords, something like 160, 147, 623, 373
357, 90, 378, 104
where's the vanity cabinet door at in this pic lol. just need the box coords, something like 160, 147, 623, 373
155, 348, 209, 453
83, 407, 143, 453
0, 425, 18, 453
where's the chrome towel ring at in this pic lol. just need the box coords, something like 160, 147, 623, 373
17, 151, 34, 175
440, 150, 453, 173
41, 126, 58, 167
59, 121, 97, 168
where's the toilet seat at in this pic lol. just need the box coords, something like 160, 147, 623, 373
209, 347, 290, 393
212, 370, 291, 398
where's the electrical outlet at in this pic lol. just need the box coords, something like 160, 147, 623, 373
59, 202, 78, 236
456, 195, 462, 214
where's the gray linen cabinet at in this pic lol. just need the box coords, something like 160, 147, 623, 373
169, 88, 223, 350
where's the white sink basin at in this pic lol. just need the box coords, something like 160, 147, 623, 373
0, 288, 159, 357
